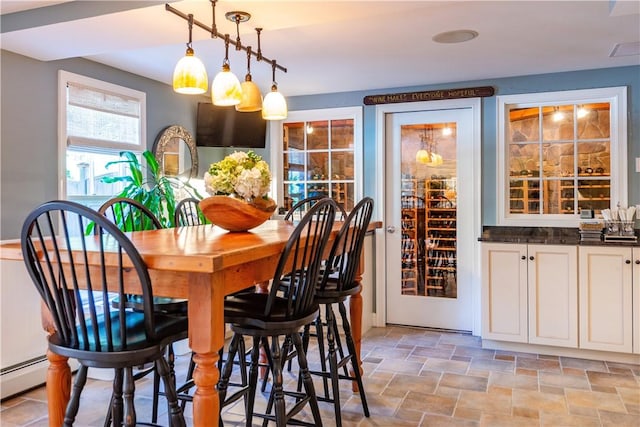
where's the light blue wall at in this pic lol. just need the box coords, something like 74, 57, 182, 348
286, 66, 640, 226
2, 49, 637, 239
0, 50, 204, 239
0, 50, 271, 240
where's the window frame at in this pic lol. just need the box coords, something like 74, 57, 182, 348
269, 106, 363, 213
496, 87, 627, 226
57, 70, 146, 205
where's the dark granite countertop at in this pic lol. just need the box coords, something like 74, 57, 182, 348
478, 226, 640, 247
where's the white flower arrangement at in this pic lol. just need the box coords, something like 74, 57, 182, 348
203, 151, 272, 201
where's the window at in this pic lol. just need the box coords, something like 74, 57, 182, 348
271, 107, 363, 214
58, 71, 146, 210
497, 87, 627, 226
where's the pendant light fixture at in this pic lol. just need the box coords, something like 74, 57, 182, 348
416, 126, 443, 166
211, 34, 242, 106
262, 60, 288, 120
172, 14, 208, 94
166, 2, 288, 120
236, 46, 262, 112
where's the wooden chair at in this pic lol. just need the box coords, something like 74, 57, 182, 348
20, 200, 186, 427
174, 197, 208, 226
303, 196, 374, 426
218, 198, 337, 427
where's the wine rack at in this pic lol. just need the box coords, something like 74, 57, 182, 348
425, 178, 457, 297
401, 179, 423, 295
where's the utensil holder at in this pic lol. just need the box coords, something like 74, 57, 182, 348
605, 220, 635, 236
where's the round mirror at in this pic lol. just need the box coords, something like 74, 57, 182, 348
152, 125, 198, 181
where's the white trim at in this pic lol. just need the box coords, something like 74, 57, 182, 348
374, 98, 483, 336
496, 86, 628, 226
269, 106, 363, 210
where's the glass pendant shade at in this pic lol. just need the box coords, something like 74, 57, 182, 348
416, 150, 443, 166
416, 149, 431, 164
262, 86, 287, 120
173, 48, 208, 94
211, 64, 242, 106
236, 76, 263, 112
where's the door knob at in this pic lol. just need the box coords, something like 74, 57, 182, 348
387, 226, 396, 233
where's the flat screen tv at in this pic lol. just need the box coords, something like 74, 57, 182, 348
196, 102, 267, 148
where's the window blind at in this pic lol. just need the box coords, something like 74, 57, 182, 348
66, 82, 142, 149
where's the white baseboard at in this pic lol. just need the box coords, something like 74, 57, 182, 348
482, 339, 640, 364
1, 357, 48, 399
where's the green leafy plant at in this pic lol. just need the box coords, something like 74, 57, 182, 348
101, 150, 202, 228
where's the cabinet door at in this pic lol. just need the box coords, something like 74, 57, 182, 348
527, 245, 578, 348
579, 246, 633, 353
634, 248, 640, 354
482, 243, 527, 342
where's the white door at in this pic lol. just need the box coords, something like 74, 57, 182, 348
385, 107, 476, 331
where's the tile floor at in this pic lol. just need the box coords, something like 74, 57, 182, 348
1, 325, 639, 426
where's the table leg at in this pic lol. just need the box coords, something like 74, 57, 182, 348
46, 349, 71, 427
349, 284, 363, 392
349, 266, 364, 392
189, 273, 224, 427
191, 352, 220, 426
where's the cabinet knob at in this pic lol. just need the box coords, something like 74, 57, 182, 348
529, 256, 534, 261
625, 259, 631, 264
521, 255, 526, 260
636, 260, 640, 265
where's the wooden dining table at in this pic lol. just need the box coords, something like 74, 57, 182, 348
0, 219, 378, 427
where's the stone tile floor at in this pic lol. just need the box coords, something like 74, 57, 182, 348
1, 325, 639, 426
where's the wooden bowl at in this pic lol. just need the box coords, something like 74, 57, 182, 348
199, 195, 277, 232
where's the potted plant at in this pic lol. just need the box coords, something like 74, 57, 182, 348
101, 150, 203, 228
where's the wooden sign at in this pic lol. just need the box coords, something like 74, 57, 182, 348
363, 86, 494, 105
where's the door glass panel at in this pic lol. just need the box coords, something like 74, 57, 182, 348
281, 113, 357, 214
306, 120, 328, 150
400, 123, 457, 298
331, 119, 354, 149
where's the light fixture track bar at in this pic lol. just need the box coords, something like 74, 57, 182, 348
165, 3, 287, 73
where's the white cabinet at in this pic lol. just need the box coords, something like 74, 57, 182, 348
527, 244, 578, 347
482, 243, 527, 342
578, 246, 636, 353
482, 243, 578, 348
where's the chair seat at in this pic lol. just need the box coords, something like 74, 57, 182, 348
48, 311, 188, 366
224, 293, 319, 332
314, 279, 362, 303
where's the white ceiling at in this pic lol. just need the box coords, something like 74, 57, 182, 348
1, 1, 639, 97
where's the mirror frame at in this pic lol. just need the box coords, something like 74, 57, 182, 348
152, 125, 198, 180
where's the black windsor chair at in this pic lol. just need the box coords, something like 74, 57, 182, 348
173, 197, 208, 226
301, 196, 374, 426
217, 197, 337, 427
98, 197, 188, 424
284, 195, 347, 222
21, 200, 186, 427
259, 195, 347, 391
